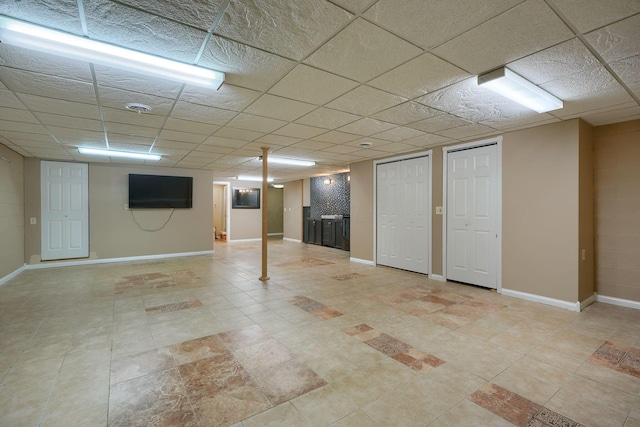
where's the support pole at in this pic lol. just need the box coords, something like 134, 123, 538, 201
259, 147, 270, 282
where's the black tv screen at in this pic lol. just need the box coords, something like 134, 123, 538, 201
128, 174, 193, 208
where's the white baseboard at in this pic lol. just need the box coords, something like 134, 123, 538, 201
26, 250, 214, 270
580, 293, 597, 311
0, 264, 26, 285
267, 233, 284, 237
283, 238, 302, 243
350, 257, 374, 266
429, 274, 445, 282
596, 294, 640, 310
500, 288, 580, 312
227, 238, 261, 243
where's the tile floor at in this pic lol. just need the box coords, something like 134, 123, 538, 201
1, 239, 640, 426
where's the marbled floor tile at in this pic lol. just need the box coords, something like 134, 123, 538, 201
289, 295, 343, 320
331, 273, 364, 281
145, 299, 202, 314
275, 258, 335, 269
252, 359, 328, 405
108, 368, 197, 427
169, 334, 228, 366
218, 324, 271, 350
470, 383, 542, 427
590, 341, 640, 378
110, 347, 175, 384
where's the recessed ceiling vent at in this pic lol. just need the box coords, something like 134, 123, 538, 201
125, 103, 153, 113
358, 141, 373, 148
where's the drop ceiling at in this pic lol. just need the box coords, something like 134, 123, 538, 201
0, 0, 639, 182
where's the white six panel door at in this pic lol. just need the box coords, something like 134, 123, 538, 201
41, 161, 89, 261
446, 145, 497, 288
377, 156, 429, 274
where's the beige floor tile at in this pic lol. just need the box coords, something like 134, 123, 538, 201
577, 361, 640, 395
546, 388, 628, 427
561, 374, 637, 415
510, 355, 572, 386
330, 410, 379, 426
491, 367, 560, 405
291, 385, 358, 427
527, 346, 586, 372
306, 352, 361, 384
242, 402, 310, 427
363, 390, 435, 427
428, 398, 514, 427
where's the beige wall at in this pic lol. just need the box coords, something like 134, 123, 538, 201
350, 160, 374, 261
578, 120, 595, 301
0, 144, 24, 279
24, 161, 213, 262
594, 119, 640, 302
503, 120, 581, 302
228, 179, 262, 241
302, 178, 310, 206
267, 187, 283, 234
283, 180, 303, 241
431, 148, 444, 276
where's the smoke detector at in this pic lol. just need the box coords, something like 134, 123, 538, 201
125, 103, 153, 113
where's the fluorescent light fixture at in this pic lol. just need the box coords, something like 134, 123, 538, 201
258, 156, 315, 167
237, 175, 274, 182
78, 147, 161, 161
272, 184, 284, 189
477, 67, 563, 113
0, 17, 224, 89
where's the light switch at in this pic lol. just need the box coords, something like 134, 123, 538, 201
435, 206, 443, 215
30, 217, 36, 225
124, 203, 129, 210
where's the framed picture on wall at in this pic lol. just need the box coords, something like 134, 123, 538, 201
232, 187, 260, 209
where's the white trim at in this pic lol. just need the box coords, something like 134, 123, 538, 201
429, 274, 445, 282
580, 293, 597, 310
267, 233, 284, 237
500, 288, 580, 312
213, 181, 231, 242
442, 137, 503, 291
350, 257, 375, 266
373, 150, 432, 275
227, 238, 261, 243
283, 238, 302, 243
0, 264, 26, 285
26, 250, 214, 270
596, 294, 640, 310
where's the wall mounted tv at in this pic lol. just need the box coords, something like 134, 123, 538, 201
128, 174, 193, 208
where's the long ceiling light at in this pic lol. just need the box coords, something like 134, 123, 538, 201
78, 147, 161, 161
258, 156, 315, 167
477, 67, 563, 113
0, 16, 225, 89
237, 175, 274, 182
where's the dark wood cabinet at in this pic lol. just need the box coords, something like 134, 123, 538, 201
306, 216, 349, 251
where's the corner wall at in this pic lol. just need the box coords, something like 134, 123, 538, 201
594, 119, 640, 302
0, 144, 24, 280
350, 160, 373, 262
283, 180, 303, 241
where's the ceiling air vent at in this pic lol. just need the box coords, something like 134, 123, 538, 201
125, 103, 153, 113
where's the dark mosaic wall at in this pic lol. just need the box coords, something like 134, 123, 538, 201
310, 172, 350, 219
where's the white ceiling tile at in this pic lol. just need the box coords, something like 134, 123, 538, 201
213, 127, 265, 141
0, 45, 93, 82
180, 84, 261, 111
153, 140, 198, 150
244, 95, 317, 121
585, 14, 640, 63
269, 65, 359, 105
403, 133, 452, 147
8, 139, 60, 150
371, 126, 425, 142
47, 127, 105, 145
196, 145, 236, 155
104, 122, 157, 138
34, 113, 103, 132
0, 0, 83, 34
610, 55, 640, 89
550, 0, 640, 33
0, 90, 25, 110
226, 113, 287, 133
163, 118, 220, 136
311, 131, 361, 144
200, 37, 297, 92
99, 87, 175, 116
580, 105, 640, 126
84, 0, 206, 63
17, 94, 100, 120
338, 117, 396, 136
270, 146, 315, 157
374, 142, 420, 153
540, 66, 624, 99
101, 107, 167, 128
105, 141, 154, 152
203, 136, 249, 148
290, 140, 335, 150
215, 0, 353, 60
508, 38, 601, 85
329, 0, 377, 13
255, 134, 302, 146
0, 120, 51, 134
326, 85, 406, 116
305, 18, 423, 82
93, 65, 184, 98
158, 129, 207, 144
114, 0, 226, 29
320, 144, 361, 154
433, 0, 574, 74
1, 69, 97, 104
407, 114, 471, 133
150, 146, 193, 156
0, 107, 39, 124
371, 101, 442, 125
273, 123, 327, 139
0, 131, 56, 143
365, 0, 522, 48
295, 108, 361, 129
171, 101, 237, 126
368, 53, 471, 99
436, 123, 497, 140
553, 88, 635, 119
480, 114, 559, 131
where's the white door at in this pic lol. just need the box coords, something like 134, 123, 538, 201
41, 161, 89, 261
377, 156, 430, 274
446, 145, 497, 288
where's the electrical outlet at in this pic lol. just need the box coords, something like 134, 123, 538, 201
435, 206, 443, 215
30, 217, 36, 225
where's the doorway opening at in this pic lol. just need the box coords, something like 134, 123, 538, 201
213, 182, 230, 244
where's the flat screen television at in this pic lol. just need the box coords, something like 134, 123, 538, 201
128, 174, 193, 208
